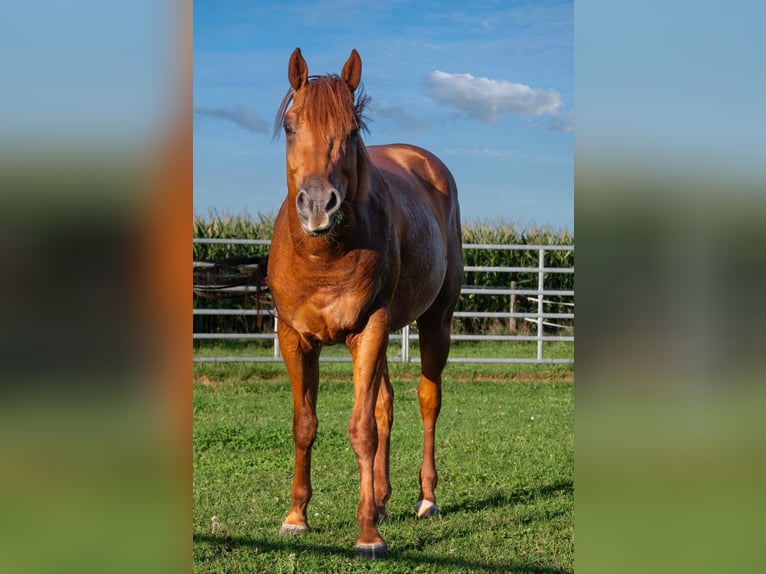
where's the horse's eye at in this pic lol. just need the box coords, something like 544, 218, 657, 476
284, 122, 295, 135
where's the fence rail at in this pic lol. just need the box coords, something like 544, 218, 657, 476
193, 239, 573, 364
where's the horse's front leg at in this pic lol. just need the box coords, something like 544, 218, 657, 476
347, 307, 390, 559
373, 362, 393, 523
277, 322, 320, 535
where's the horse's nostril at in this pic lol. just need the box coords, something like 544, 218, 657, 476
326, 190, 339, 212
296, 191, 308, 211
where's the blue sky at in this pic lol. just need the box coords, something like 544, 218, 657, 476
194, 0, 573, 230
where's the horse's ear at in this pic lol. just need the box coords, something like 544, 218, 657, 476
341, 49, 362, 93
288, 47, 308, 91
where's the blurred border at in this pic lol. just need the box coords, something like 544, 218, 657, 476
576, 1, 766, 572
0, 1, 191, 572
4, 1, 764, 572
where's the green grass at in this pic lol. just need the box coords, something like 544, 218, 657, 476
193, 339, 574, 365
193, 361, 573, 573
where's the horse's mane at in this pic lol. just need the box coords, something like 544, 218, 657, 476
273, 75, 371, 142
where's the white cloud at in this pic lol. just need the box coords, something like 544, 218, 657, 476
194, 105, 269, 134
421, 70, 563, 126
544, 110, 573, 133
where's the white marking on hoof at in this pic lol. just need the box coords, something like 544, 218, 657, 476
414, 499, 439, 518
279, 523, 309, 536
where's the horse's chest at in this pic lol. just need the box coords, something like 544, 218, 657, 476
281, 285, 376, 344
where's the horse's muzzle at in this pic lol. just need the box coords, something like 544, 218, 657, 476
295, 185, 342, 236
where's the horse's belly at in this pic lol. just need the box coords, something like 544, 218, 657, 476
390, 254, 448, 329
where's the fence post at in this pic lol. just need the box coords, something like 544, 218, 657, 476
537, 248, 545, 361
401, 324, 410, 362
509, 280, 517, 334
273, 315, 281, 360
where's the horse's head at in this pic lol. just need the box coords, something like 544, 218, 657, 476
275, 48, 369, 237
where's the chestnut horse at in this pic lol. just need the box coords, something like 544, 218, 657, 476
267, 48, 463, 559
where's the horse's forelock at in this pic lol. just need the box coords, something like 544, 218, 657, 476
273, 75, 370, 142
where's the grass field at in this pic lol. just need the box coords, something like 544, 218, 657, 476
193, 338, 574, 364
193, 359, 573, 573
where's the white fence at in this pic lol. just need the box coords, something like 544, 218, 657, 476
193, 239, 574, 364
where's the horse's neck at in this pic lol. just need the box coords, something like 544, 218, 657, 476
352, 147, 375, 211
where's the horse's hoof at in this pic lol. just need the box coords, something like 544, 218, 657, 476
279, 523, 309, 536
354, 542, 388, 559
414, 499, 439, 518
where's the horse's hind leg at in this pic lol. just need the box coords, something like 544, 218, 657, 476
414, 311, 452, 518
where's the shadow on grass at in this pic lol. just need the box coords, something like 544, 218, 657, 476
193, 532, 571, 573
441, 479, 574, 516
382, 479, 574, 523
193, 481, 574, 573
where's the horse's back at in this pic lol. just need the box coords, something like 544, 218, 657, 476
367, 144, 460, 241
367, 144, 458, 211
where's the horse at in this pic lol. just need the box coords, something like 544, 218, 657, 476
267, 47, 463, 559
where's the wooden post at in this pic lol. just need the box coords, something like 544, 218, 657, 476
509, 280, 517, 334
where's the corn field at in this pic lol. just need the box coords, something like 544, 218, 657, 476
193, 213, 574, 336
